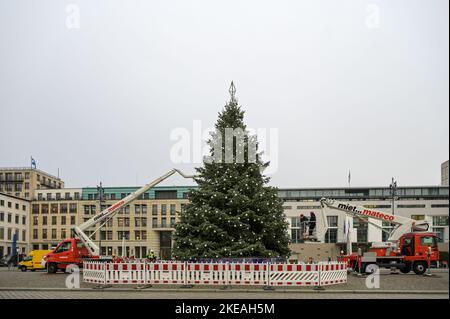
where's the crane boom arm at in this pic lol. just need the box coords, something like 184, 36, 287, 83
73, 169, 195, 256
319, 197, 429, 241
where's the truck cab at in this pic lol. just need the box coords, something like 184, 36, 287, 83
43, 238, 92, 273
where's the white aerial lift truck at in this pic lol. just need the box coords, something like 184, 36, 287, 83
43, 169, 194, 273
319, 198, 440, 275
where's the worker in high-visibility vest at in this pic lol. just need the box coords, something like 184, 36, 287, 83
147, 250, 157, 262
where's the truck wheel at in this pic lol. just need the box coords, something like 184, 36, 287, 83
413, 262, 427, 275
47, 263, 58, 274
20, 266, 27, 272
400, 263, 411, 274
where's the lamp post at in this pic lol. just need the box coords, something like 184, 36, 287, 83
389, 177, 397, 216
97, 182, 105, 255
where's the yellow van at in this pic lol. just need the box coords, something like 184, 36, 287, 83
18, 250, 51, 272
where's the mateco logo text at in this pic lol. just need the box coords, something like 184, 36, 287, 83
337, 203, 395, 221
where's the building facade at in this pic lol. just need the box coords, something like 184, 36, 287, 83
0, 193, 30, 257
442, 160, 449, 186
0, 167, 64, 200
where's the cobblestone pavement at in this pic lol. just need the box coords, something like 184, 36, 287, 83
0, 290, 447, 299
0, 267, 448, 299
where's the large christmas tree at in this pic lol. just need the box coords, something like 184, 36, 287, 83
173, 83, 290, 260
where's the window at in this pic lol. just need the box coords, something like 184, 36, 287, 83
7, 228, 11, 240
161, 217, 167, 227
433, 228, 445, 243
15, 203, 19, 210
56, 193, 61, 200
46, 193, 52, 201
69, 203, 77, 214
398, 205, 426, 209
421, 236, 437, 247
142, 205, 147, 214
353, 217, 368, 243
54, 241, 71, 253
74, 192, 80, 200
41, 204, 48, 214
155, 190, 177, 199
52, 216, 57, 225
142, 217, 147, 227
60, 204, 67, 214
52, 229, 57, 239
152, 204, 158, 216
327, 216, 338, 227
61, 216, 66, 224
51, 204, 58, 214
161, 204, 167, 215
170, 217, 176, 227
431, 204, 450, 208
411, 215, 425, 221
42, 229, 47, 239
117, 231, 130, 240
70, 216, 76, 225
42, 216, 47, 225
325, 229, 338, 243
0, 212, 3, 222
432, 216, 448, 226
0, 228, 3, 240
65, 192, 70, 200
152, 218, 158, 228
33, 216, 38, 225
22, 216, 26, 225
7, 213, 12, 223
291, 229, 302, 243
15, 215, 19, 224
61, 229, 66, 239
135, 205, 141, 214
33, 229, 38, 239
135, 217, 141, 227
170, 204, 176, 216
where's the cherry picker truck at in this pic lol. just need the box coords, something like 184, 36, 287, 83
320, 198, 440, 275
43, 169, 194, 273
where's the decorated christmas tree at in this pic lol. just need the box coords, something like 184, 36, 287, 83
173, 82, 290, 260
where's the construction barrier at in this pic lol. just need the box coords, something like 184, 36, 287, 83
83, 261, 347, 287
318, 261, 348, 286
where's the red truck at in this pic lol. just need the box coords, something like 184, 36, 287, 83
341, 232, 439, 275
321, 198, 440, 275
42, 238, 95, 273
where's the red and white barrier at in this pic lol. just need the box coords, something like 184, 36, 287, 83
186, 263, 227, 285
270, 263, 320, 286
107, 263, 146, 284
83, 262, 106, 284
228, 263, 269, 286
83, 261, 347, 288
147, 262, 185, 284
318, 262, 347, 286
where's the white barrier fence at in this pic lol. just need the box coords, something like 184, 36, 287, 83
83, 261, 347, 287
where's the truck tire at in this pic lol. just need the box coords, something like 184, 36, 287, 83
400, 263, 411, 274
413, 261, 427, 275
20, 266, 27, 272
47, 263, 58, 274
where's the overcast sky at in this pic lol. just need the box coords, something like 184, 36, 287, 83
0, 0, 448, 189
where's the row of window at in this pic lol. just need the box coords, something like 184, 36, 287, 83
0, 200, 27, 211
33, 215, 76, 226
36, 192, 80, 201
0, 227, 26, 242
283, 203, 448, 210
0, 212, 27, 225
84, 204, 184, 216
32, 203, 77, 214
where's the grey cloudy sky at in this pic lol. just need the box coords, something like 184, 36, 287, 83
0, 0, 448, 189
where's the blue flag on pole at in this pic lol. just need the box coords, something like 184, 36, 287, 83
31, 157, 36, 169
12, 233, 17, 256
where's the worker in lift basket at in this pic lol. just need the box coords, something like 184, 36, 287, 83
147, 250, 157, 262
